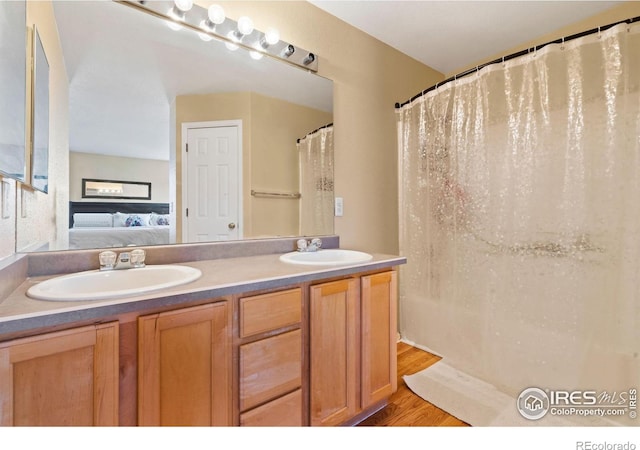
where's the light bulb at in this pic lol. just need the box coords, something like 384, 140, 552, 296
303, 53, 315, 65
227, 30, 240, 43
225, 32, 239, 51
264, 27, 280, 46
198, 32, 212, 42
208, 4, 225, 25
200, 19, 213, 32
260, 27, 280, 49
174, 0, 193, 12
281, 44, 295, 57
237, 16, 254, 36
166, 20, 182, 31
250, 50, 263, 60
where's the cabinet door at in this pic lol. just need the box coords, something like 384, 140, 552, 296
361, 271, 397, 408
309, 278, 359, 426
138, 302, 231, 426
0, 322, 119, 426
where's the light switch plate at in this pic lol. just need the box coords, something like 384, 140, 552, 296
335, 197, 343, 217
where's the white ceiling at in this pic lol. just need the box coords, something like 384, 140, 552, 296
310, 1, 625, 75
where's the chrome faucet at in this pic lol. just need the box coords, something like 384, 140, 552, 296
297, 238, 322, 252
99, 248, 146, 271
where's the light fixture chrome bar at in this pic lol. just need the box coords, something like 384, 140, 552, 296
115, 0, 319, 72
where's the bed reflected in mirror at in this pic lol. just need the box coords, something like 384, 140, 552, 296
68, 201, 170, 250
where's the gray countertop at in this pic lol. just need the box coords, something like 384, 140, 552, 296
0, 251, 406, 340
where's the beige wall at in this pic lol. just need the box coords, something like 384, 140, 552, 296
249, 93, 332, 237
206, 1, 443, 254
69, 151, 170, 203
15, 0, 69, 252
175, 91, 331, 240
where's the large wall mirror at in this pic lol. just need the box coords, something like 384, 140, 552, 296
18, 0, 333, 252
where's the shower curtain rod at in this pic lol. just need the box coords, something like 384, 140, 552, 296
297, 122, 333, 144
395, 15, 640, 109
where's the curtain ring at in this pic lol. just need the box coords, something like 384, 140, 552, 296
598, 26, 602, 39
560, 36, 565, 50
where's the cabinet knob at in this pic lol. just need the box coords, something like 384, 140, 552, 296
228, 222, 236, 229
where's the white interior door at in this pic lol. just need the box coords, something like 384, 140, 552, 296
184, 124, 241, 242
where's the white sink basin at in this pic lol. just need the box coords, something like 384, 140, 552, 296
279, 249, 373, 266
27, 265, 202, 302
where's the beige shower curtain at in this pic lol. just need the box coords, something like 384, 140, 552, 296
397, 21, 640, 424
298, 125, 334, 236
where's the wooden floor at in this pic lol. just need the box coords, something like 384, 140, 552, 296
358, 342, 470, 426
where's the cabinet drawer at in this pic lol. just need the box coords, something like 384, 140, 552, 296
239, 288, 301, 338
240, 389, 302, 427
239, 329, 302, 411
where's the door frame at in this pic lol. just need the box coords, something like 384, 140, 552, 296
181, 120, 243, 243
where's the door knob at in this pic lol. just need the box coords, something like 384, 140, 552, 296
228, 222, 236, 229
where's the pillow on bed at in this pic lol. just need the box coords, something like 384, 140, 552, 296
73, 213, 113, 228
149, 212, 170, 226
113, 212, 128, 227
125, 215, 145, 227
113, 212, 151, 227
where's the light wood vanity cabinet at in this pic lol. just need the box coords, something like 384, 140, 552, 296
0, 322, 119, 426
0, 265, 398, 427
310, 271, 397, 426
238, 288, 304, 427
137, 302, 231, 426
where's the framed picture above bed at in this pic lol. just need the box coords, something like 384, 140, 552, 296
82, 178, 151, 200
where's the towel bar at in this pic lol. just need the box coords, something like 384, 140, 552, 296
251, 190, 301, 199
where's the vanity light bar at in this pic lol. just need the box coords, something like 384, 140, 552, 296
116, 0, 319, 72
